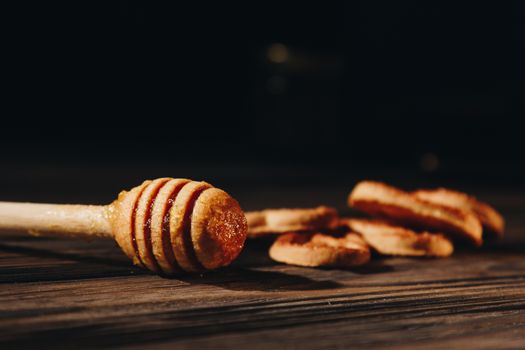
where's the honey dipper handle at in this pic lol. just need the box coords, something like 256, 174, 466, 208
0, 202, 113, 239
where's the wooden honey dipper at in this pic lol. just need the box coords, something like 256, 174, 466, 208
0, 178, 248, 274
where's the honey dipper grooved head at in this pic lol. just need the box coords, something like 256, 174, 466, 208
110, 178, 248, 274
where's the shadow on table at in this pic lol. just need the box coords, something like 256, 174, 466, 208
0, 242, 133, 269
178, 267, 345, 292
176, 252, 396, 292
0, 238, 395, 287
0, 242, 144, 283
0, 241, 343, 289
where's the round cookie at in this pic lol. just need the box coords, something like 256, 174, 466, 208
413, 188, 504, 238
246, 206, 338, 238
269, 232, 370, 268
348, 181, 482, 246
340, 218, 453, 257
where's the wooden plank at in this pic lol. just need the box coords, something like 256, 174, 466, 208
1, 239, 525, 348
1, 190, 525, 349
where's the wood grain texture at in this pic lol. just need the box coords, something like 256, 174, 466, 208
1, 188, 525, 349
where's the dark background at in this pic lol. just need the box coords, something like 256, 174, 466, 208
1, 1, 524, 204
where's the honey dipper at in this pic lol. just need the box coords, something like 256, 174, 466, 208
0, 178, 248, 274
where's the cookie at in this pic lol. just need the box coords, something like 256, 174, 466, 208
340, 218, 453, 257
413, 188, 504, 238
348, 181, 482, 246
269, 231, 370, 267
246, 206, 338, 238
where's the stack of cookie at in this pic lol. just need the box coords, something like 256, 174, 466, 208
246, 181, 504, 268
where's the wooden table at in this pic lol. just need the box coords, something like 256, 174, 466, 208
1, 184, 525, 349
